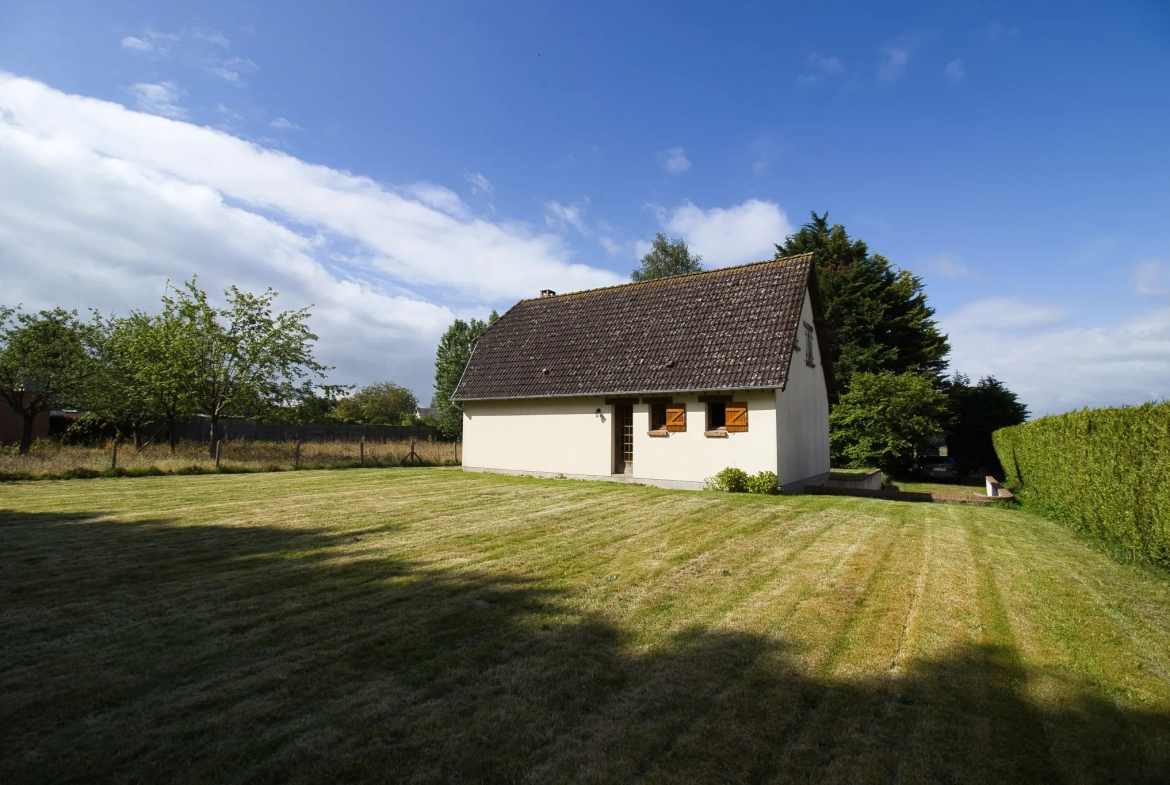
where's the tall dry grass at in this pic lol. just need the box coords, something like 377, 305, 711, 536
0, 439, 460, 479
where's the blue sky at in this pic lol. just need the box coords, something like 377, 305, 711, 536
1, 1, 1168, 414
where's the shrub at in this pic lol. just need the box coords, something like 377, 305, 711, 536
708, 467, 750, 493
829, 371, 948, 475
746, 470, 778, 495
992, 402, 1170, 566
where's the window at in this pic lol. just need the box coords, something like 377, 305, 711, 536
706, 401, 746, 436
707, 402, 726, 430
804, 322, 816, 367
650, 403, 667, 431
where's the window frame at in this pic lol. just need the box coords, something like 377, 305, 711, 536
649, 403, 668, 435
706, 401, 727, 433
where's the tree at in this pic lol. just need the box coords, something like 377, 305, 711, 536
776, 213, 950, 391
945, 374, 1029, 477
334, 382, 418, 425
168, 279, 330, 456
140, 290, 202, 451
282, 389, 343, 425
0, 306, 94, 454
83, 313, 161, 449
631, 233, 703, 281
829, 371, 949, 475
433, 311, 498, 440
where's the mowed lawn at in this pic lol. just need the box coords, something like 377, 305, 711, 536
2, 470, 1169, 784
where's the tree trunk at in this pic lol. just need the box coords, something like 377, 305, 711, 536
133, 427, 143, 451
167, 412, 177, 452
208, 415, 218, 458
19, 413, 35, 455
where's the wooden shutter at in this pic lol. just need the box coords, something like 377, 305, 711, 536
725, 403, 748, 432
665, 404, 686, 432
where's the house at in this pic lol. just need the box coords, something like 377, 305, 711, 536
452, 252, 836, 492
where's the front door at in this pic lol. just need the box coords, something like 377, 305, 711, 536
614, 403, 633, 474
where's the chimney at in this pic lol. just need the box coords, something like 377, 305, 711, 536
540, 289, 556, 298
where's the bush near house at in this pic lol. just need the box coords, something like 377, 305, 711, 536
707, 467, 778, 494
992, 401, 1170, 566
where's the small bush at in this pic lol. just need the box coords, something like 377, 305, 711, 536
707, 467, 750, 493
746, 470, 778, 495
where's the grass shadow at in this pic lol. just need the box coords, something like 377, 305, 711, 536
1, 509, 1166, 783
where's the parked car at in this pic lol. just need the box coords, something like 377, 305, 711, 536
916, 455, 959, 482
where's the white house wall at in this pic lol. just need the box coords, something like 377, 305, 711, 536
461, 397, 612, 478
462, 390, 779, 490
631, 390, 777, 488
774, 289, 831, 491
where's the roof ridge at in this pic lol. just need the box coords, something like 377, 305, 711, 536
521, 252, 813, 303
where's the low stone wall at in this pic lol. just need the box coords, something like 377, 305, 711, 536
824, 469, 883, 491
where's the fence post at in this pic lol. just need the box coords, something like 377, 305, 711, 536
111, 439, 118, 470
215, 440, 222, 468
360, 437, 365, 467
295, 438, 301, 470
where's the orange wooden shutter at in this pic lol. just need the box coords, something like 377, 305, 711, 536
665, 404, 686, 432
725, 403, 748, 432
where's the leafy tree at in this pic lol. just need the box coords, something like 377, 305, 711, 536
433, 311, 498, 440
829, 371, 949, 475
334, 382, 418, 425
776, 213, 950, 391
167, 279, 330, 455
281, 389, 344, 425
945, 374, 1029, 477
141, 288, 204, 451
83, 313, 161, 449
631, 233, 703, 281
0, 306, 95, 454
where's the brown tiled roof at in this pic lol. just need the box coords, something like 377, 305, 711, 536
453, 253, 835, 401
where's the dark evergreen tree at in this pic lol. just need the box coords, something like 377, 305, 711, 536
776, 213, 950, 391
945, 374, 1029, 477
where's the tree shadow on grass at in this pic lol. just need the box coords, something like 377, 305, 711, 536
0, 509, 1167, 784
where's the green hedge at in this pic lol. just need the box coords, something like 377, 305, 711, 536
992, 402, 1170, 565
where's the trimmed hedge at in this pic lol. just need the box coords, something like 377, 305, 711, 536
992, 402, 1170, 566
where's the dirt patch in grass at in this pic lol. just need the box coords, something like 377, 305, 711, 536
1, 471, 1167, 783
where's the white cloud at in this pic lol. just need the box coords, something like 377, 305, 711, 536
1132, 260, 1170, 296
544, 200, 589, 235
984, 22, 1019, 45
877, 46, 910, 85
465, 172, 494, 195
746, 135, 781, 177
598, 236, 623, 256
129, 81, 186, 119
269, 117, 299, 130
120, 30, 178, 55
927, 253, 974, 279
941, 297, 1170, 416
0, 73, 623, 398
808, 53, 844, 75
659, 147, 691, 175
945, 58, 966, 85
192, 29, 231, 48
120, 36, 152, 52
205, 57, 256, 86
653, 199, 792, 267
